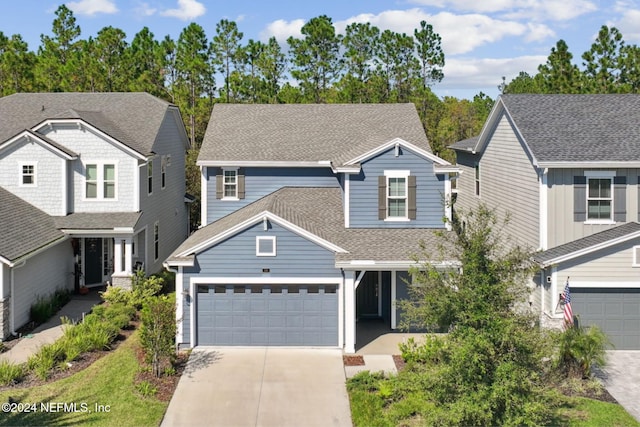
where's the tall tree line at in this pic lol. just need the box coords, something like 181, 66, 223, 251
502, 25, 640, 95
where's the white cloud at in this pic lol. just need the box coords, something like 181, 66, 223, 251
260, 19, 305, 43
607, 8, 640, 43
409, 0, 597, 21
67, 0, 118, 16
134, 2, 157, 17
161, 0, 206, 21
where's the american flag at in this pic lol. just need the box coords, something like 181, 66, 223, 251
562, 278, 574, 328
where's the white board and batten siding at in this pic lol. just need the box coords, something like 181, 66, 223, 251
0, 137, 66, 216
546, 168, 640, 248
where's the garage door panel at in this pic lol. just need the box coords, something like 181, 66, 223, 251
197, 283, 339, 346
572, 288, 640, 350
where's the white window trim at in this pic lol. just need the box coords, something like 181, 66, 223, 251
584, 171, 615, 224
384, 170, 410, 221
222, 167, 240, 201
19, 161, 37, 187
633, 246, 640, 267
147, 159, 154, 195
161, 156, 167, 190
153, 221, 159, 261
474, 162, 480, 197
84, 161, 118, 201
256, 236, 276, 257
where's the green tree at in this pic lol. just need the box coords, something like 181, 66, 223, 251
234, 39, 264, 102
129, 27, 168, 98
36, 4, 82, 91
140, 294, 177, 378
582, 25, 625, 93
618, 44, 640, 93
538, 39, 583, 93
0, 34, 36, 95
175, 23, 214, 147
414, 20, 445, 89
340, 22, 380, 102
93, 26, 129, 91
256, 37, 286, 103
288, 15, 342, 103
211, 19, 243, 103
501, 72, 544, 94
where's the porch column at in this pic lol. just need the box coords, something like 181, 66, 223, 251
344, 270, 356, 354
113, 239, 123, 273
124, 237, 133, 273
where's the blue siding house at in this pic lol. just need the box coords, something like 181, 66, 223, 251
166, 104, 457, 353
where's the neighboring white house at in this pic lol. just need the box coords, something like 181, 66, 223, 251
0, 92, 190, 339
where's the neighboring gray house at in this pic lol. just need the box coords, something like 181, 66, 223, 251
0, 92, 190, 339
165, 104, 457, 353
452, 94, 640, 349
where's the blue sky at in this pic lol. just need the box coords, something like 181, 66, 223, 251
1, 0, 639, 99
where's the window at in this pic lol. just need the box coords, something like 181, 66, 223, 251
161, 156, 167, 189
587, 177, 612, 220
148, 160, 153, 195
85, 163, 116, 199
20, 163, 36, 186
256, 236, 276, 256
388, 177, 407, 218
633, 246, 640, 267
223, 169, 237, 199
475, 162, 480, 196
153, 222, 159, 261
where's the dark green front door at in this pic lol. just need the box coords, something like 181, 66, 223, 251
85, 238, 102, 285
356, 272, 379, 318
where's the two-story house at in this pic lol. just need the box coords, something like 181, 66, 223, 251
0, 92, 190, 339
452, 94, 640, 349
165, 103, 457, 353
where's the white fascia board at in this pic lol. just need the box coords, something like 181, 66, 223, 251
537, 161, 640, 168
433, 165, 460, 174
0, 255, 13, 266
164, 258, 195, 268
336, 259, 460, 270
0, 131, 77, 160
178, 211, 347, 257
190, 277, 342, 285
197, 160, 332, 168
345, 138, 451, 166
33, 119, 147, 160
8, 235, 69, 267
540, 230, 640, 267
563, 281, 640, 289
333, 166, 361, 174
60, 229, 134, 236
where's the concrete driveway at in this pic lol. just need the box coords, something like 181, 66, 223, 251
597, 351, 640, 422
161, 348, 353, 427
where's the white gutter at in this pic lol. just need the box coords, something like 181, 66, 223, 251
197, 160, 333, 168
10, 260, 27, 335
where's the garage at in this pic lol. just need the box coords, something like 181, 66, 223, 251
196, 284, 339, 346
571, 288, 640, 350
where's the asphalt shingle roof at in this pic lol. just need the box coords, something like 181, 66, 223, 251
449, 135, 478, 152
198, 104, 432, 167
0, 188, 65, 262
169, 187, 453, 264
499, 94, 640, 163
0, 93, 174, 155
53, 212, 142, 230
534, 222, 640, 265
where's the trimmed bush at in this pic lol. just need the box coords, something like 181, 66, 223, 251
0, 360, 25, 386
30, 288, 71, 324
28, 341, 66, 380
554, 323, 610, 379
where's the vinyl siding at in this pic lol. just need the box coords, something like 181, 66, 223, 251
40, 124, 138, 213
468, 114, 540, 248
13, 240, 73, 330
138, 109, 190, 274
453, 151, 479, 214
205, 167, 339, 224
183, 222, 340, 278
546, 168, 640, 248
0, 137, 66, 215
557, 238, 640, 283
349, 146, 445, 228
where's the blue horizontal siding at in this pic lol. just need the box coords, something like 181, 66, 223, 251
184, 222, 340, 278
349, 146, 446, 228
206, 167, 340, 224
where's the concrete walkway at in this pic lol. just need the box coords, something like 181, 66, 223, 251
161, 347, 352, 427
596, 351, 640, 422
345, 331, 425, 378
0, 291, 101, 364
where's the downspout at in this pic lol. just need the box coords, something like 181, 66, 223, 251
10, 260, 27, 336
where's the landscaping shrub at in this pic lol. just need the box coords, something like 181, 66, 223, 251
100, 270, 164, 309
28, 341, 66, 380
30, 288, 71, 325
140, 294, 176, 377
554, 323, 610, 379
135, 380, 158, 398
0, 360, 25, 386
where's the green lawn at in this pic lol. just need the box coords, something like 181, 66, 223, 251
0, 331, 168, 427
558, 397, 640, 427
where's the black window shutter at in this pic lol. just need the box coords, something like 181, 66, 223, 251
378, 176, 386, 220
614, 176, 626, 222
215, 167, 223, 199
573, 176, 586, 222
408, 175, 417, 220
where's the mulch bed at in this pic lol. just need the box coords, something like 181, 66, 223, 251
134, 346, 190, 402
392, 355, 406, 371
343, 355, 365, 366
